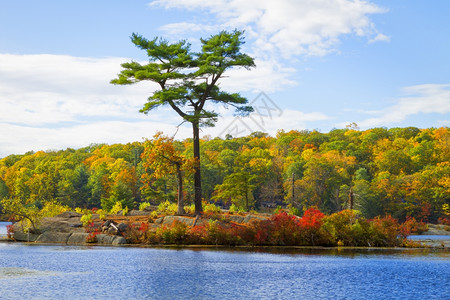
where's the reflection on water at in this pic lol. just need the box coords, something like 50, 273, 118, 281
0, 243, 448, 300
0, 267, 60, 279
408, 234, 450, 240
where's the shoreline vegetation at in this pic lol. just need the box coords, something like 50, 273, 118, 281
3, 203, 449, 249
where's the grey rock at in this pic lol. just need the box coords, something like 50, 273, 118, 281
39, 217, 85, 233
107, 227, 118, 235
67, 233, 90, 244
95, 234, 107, 243
143, 205, 157, 212
128, 210, 150, 216
117, 223, 128, 232
12, 231, 40, 242
243, 214, 268, 224
55, 211, 82, 218
99, 235, 115, 244
162, 216, 194, 226
36, 232, 71, 243
228, 215, 245, 223
112, 236, 127, 245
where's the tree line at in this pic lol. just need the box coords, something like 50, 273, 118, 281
1, 126, 448, 222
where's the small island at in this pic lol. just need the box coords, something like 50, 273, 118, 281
4, 202, 449, 249
1, 127, 449, 250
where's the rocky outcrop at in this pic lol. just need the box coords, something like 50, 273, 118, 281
424, 224, 450, 235
96, 234, 127, 245
152, 213, 270, 227
11, 211, 128, 246
36, 232, 72, 243
10, 210, 272, 246
11, 230, 40, 242
127, 209, 151, 216
67, 233, 90, 244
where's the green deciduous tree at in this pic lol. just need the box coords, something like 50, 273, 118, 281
213, 146, 273, 210
111, 30, 255, 214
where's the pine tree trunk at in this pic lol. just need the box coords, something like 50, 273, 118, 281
176, 163, 184, 215
192, 122, 203, 215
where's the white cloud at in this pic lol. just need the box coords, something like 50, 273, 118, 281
150, 0, 388, 98
0, 53, 187, 157
0, 54, 158, 126
159, 22, 220, 36
355, 84, 450, 128
0, 121, 193, 156
220, 58, 297, 93
369, 33, 391, 43
0, 53, 310, 157
150, 0, 388, 59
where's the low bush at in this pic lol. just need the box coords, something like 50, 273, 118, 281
86, 231, 99, 243
118, 207, 422, 248
80, 213, 92, 227
155, 220, 189, 244
109, 202, 123, 215
184, 204, 195, 214
229, 204, 246, 214
438, 217, 450, 226
203, 202, 221, 214
399, 216, 427, 238
139, 202, 151, 211
157, 200, 178, 215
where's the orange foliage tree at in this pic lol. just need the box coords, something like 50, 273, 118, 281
141, 132, 195, 214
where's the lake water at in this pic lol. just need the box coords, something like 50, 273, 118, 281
0, 221, 10, 237
0, 221, 449, 299
408, 234, 450, 240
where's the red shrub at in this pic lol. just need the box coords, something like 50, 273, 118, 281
86, 231, 99, 243
267, 212, 301, 246
438, 217, 450, 226
399, 216, 427, 238
139, 222, 149, 232
299, 208, 325, 230
6, 224, 14, 239
369, 215, 400, 247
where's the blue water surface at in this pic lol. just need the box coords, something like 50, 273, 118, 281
0, 221, 11, 236
0, 242, 448, 300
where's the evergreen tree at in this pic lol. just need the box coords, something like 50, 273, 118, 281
111, 30, 255, 214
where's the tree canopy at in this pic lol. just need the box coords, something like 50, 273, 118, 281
1, 127, 448, 223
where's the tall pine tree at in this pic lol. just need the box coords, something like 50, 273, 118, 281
111, 30, 255, 214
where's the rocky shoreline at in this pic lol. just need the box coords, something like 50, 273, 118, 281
6, 211, 450, 249
8, 210, 270, 246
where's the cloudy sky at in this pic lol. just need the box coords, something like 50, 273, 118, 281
0, 0, 449, 157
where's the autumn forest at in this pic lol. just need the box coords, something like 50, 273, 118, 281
1, 126, 449, 223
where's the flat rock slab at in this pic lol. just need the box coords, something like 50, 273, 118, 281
243, 215, 269, 224
96, 234, 126, 245
424, 224, 450, 235
128, 210, 151, 216
162, 216, 195, 226
67, 233, 90, 244
228, 215, 245, 223
39, 217, 84, 233
36, 232, 71, 243
12, 231, 40, 242
55, 211, 82, 218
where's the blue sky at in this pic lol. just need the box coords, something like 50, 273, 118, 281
0, 0, 449, 157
